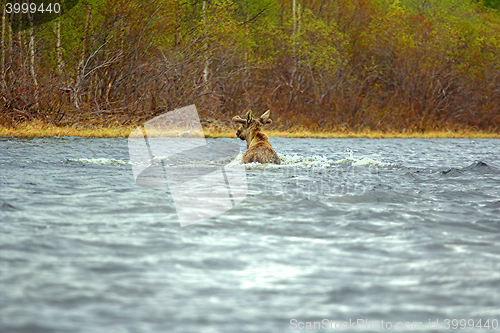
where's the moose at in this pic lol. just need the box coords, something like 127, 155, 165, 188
232, 110, 281, 164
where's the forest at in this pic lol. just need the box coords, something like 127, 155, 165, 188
1, 0, 500, 135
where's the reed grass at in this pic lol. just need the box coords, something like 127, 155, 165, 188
0, 120, 136, 138
1, 121, 498, 139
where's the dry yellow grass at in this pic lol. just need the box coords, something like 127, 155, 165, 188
262, 129, 500, 139
194, 127, 500, 139
0, 120, 136, 138
1, 120, 499, 139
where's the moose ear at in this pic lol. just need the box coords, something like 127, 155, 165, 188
232, 116, 247, 124
246, 110, 253, 122
259, 110, 272, 124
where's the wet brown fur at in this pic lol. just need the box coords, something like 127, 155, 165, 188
232, 110, 280, 164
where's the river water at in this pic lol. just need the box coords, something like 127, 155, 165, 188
1, 137, 499, 332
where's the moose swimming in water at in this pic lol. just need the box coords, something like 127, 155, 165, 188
232, 110, 281, 165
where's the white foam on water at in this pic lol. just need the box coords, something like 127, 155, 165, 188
334, 156, 392, 167
69, 151, 391, 168
279, 154, 331, 168
69, 158, 130, 165
242, 152, 392, 169
224, 153, 245, 168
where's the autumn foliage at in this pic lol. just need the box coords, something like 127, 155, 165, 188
1, 0, 499, 133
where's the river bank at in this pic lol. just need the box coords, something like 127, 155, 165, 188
1, 120, 498, 139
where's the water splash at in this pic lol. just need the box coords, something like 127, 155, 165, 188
68, 158, 130, 165
243, 152, 391, 169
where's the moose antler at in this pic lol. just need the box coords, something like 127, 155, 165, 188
232, 116, 247, 124
259, 110, 272, 124
246, 110, 253, 122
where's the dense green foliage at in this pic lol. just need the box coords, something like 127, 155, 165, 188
1, 0, 500, 132
481, 0, 500, 9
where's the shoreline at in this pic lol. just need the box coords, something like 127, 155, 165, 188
0, 122, 498, 139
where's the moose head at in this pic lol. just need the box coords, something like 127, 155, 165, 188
231, 110, 280, 164
232, 110, 272, 146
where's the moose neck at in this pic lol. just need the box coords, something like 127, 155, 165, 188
248, 127, 269, 148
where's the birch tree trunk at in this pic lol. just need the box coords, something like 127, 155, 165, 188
297, 4, 301, 35
175, 0, 182, 46
1, 6, 5, 79
28, 11, 38, 87
292, 0, 296, 62
8, 12, 13, 63
202, 0, 209, 88
55, 17, 63, 75
245, 4, 249, 76
17, 12, 23, 70
244, 3, 250, 105
74, 4, 92, 108
297, 3, 300, 65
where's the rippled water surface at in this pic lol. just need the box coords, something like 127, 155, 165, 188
1, 137, 500, 333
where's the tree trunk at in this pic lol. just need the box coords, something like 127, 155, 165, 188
175, 0, 182, 46
244, 3, 250, 106
297, 3, 301, 34
245, 4, 249, 75
8, 11, 13, 62
1, 6, 5, 78
17, 11, 23, 70
55, 17, 63, 75
202, 0, 209, 88
297, 3, 301, 65
74, 4, 92, 108
292, 0, 296, 60
28, 11, 38, 87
